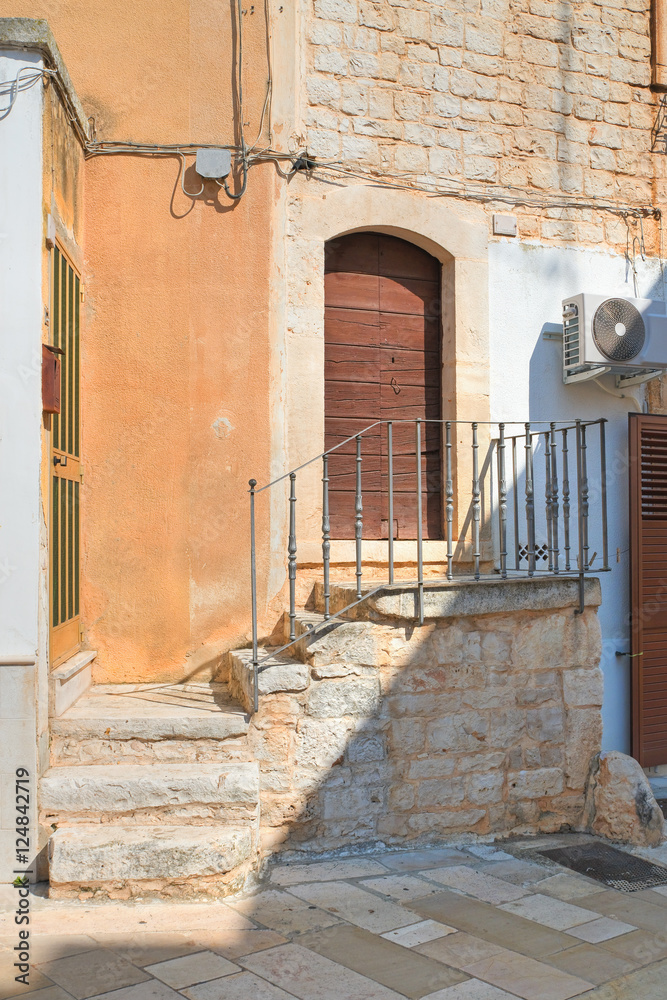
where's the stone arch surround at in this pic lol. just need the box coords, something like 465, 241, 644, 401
280, 182, 491, 564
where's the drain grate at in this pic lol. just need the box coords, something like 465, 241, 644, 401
540, 842, 667, 893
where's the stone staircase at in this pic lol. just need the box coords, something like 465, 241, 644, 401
44, 683, 260, 899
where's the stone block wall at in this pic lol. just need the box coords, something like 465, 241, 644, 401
302, 0, 665, 253
239, 578, 604, 855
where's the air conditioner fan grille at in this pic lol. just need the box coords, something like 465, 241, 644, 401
592, 298, 645, 361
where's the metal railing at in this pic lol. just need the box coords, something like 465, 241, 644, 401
248, 418, 609, 712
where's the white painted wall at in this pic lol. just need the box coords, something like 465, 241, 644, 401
489, 238, 665, 754
0, 48, 44, 878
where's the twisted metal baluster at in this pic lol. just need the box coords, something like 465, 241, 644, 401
550, 423, 560, 574
416, 419, 424, 624
445, 420, 454, 581
472, 422, 481, 581
599, 420, 609, 571
288, 472, 297, 642
355, 435, 363, 600
545, 430, 553, 572
513, 437, 520, 570
387, 421, 394, 584
580, 421, 590, 571
562, 428, 571, 571
525, 423, 535, 577
498, 423, 507, 579
322, 455, 330, 620
249, 479, 259, 713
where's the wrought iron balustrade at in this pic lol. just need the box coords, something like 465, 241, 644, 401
248, 418, 609, 712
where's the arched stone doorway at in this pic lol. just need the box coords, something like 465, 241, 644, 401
324, 232, 443, 540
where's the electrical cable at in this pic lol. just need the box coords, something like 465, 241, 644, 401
246, 0, 273, 156
0, 66, 57, 122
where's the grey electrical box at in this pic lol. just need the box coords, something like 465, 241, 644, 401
196, 148, 232, 179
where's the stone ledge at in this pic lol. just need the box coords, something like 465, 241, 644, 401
317, 576, 601, 622
48, 824, 254, 892
40, 762, 260, 814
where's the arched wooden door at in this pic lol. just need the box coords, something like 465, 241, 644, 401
324, 232, 442, 540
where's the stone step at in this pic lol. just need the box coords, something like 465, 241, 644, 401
40, 762, 260, 826
289, 611, 384, 673
48, 824, 255, 900
228, 648, 309, 712
50, 683, 251, 765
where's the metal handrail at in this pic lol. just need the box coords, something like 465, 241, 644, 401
247, 417, 609, 712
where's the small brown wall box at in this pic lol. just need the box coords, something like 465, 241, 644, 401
42, 343, 63, 414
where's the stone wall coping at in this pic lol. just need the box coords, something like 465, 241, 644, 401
0, 18, 90, 144
330, 575, 602, 622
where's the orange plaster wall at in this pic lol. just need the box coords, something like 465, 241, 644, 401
4, 0, 277, 680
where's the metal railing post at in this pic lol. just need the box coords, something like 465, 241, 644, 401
513, 437, 520, 570
562, 427, 571, 571
575, 420, 585, 614
525, 423, 535, 577
545, 430, 553, 572
550, 422, 560, 574
498, 423, 507, 579
322, 455, 331, 620
288, 472, 297, 641
355, 435, 363, 600
472, 422, 481, 581
387, 421, 394, 584
249, 479, 259, 714
600, 420, 609, 571
415, 419, 424, 624
445, 420, 454, 581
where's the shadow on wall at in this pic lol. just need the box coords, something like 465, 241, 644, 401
241, 579, 604, 862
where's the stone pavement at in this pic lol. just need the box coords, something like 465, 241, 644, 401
2, 835, 667, 1000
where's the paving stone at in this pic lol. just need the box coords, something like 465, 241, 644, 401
0, 989, 72, 1000
536, 874, 602, 901
145, 951, 239, 989
464, 950, 594, 1000
240, 942, 406, 999
87, 985, 182, 1000
464, 847, 515, 863
269, 860, 389, 886
380, 920, 457, 948
360, 874, 443, 901
499, 894, 600, 931
572, 956, 667, 999
416, 932, 506, 969
32, 935, 98, 964
543, 942, 638, 985
187, 929, 287, 960
226, 889, 341, 935
473, 861, 551, 887
420, 981, 518, 999
299, 924, 468, 998
566, 916, 637, 943
424, 867, 529, 904
183, 971, 297, 1000
596, 927, 667, 964
574, 891, 667, 933
376, 850, 470, 872
287, 881, 421, 933
38, 949, 149, 999
89, 932, 201, 968
0, 971, 59, 1000
408, 890, 579, 959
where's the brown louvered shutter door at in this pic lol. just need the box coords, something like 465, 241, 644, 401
630, 412, 667, 766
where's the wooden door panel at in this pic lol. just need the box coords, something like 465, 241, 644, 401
630, 413, 667, 766
325, 271, 380, 311
325, 233, 442, 540
378, 235, 440, 280
379, 276, 440, 317
326, 232, 379, 274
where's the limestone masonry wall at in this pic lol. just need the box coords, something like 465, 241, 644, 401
234, 579, 604, 855
302, 0, 664, 252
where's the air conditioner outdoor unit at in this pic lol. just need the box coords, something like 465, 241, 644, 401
562, 293, 667, 385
